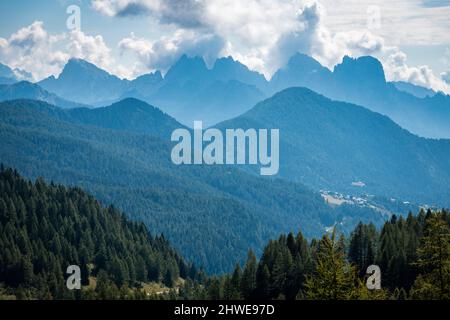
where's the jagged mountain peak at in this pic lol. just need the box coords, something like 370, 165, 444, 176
334, 55, 386, 84
58, 58, 120, 81
165, 54, 209, 81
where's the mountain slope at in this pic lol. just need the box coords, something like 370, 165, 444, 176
0, 63, 17, 85
0, 81, 88, 109
218, 87, 450, 206
38, 58, 128, 106
270, 53, 332, 95
211, 56, 268, 90
269, 54, 450, 139
36, 56, 267, 127
150, 79, 265, 126
0, 98, 362, 274
134, 55, 267, 126
29, 54, 450, 137
67, 98, 183, 137
392, 81, 436, 98
0, 167, 190, 299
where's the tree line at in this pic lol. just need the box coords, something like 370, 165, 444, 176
0, 165, 448, 300
0, 166, 200, 299
178, 210, 449, 300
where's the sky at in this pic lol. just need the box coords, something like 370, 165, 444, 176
0, 0, 450, 93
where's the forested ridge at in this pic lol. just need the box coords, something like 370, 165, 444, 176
218, 87, 450, 205
0, 166, 198, 300
179, 210, 450, 300
1, 167, 448, 300
0, 99, 393, 274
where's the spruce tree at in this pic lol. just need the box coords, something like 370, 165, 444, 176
410, 212, 450, 299
305, 230, 357, 300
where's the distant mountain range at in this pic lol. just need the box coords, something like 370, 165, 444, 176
38, 58, 128, 106
0, 81, 89, 109
392, 81, 436, 98
0, 63, 18, 85
218, 87, 450, 206
37, 56, 266, 126
0, 63, 32, 85
6, 53, 438, 138
271, 54, 450, 138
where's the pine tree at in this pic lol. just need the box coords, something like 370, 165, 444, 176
305, 230, 357, 300
241, 250, 257, 299
255, 265, 271, 299
230, 264, 242, 299
410, 212, 450, 299
348, 223, 376, 276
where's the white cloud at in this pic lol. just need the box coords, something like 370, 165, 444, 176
319, 0, 450, 46
441, 71, 450, 84
114, 0, 449, 93
67, 30, 114, 72
0, 21, 69, 81
106, 0, 389, 79
0, 21, 131, 81
269, 2, 385, 72
2, 1, 449, 94
384, 48, 450, 93
119, 29, 224, 74
92, 0, 205, 27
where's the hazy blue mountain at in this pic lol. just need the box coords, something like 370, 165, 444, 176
67, 98, 183, 137
127, 71, 163, 96
38, 58, 129, 105
36, 56, 266, 126
270, 53, 332, 95
11, 68, 33, 82
164, 54, 210, 84
392, 81, 436, 98
119, 72, 164, 103
29, 53, 450, 137
331, 55, 387, 100
134, 55, 267, 126
2, 98, 381, 273
150, 78, 265, 127
211, 56, 268, 90
0, 81, 89, 109
218, 87, 450, 207
0, 63, 17, 84
269, 54, 450, 139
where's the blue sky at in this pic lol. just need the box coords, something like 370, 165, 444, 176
0, 0, 449, 93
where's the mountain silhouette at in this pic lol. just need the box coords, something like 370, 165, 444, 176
392, 81, 436, 98
269, 54, 450, 138
0, 81, 88, 109
0, 63, 18, 85
25, 53, 450, 138
39, 58, 128, 106
218, 87, 450, 206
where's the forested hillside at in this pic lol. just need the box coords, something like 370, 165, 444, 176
179, 210, 450, 300
2, 167, 448, 300
218, 87, 450, 206
0, 166, 194, 300
0, 99, 361, 274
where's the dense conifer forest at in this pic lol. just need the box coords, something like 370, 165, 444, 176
0, 167, 448, 300
0, 166, 198, 299
180, 210, 449, 300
